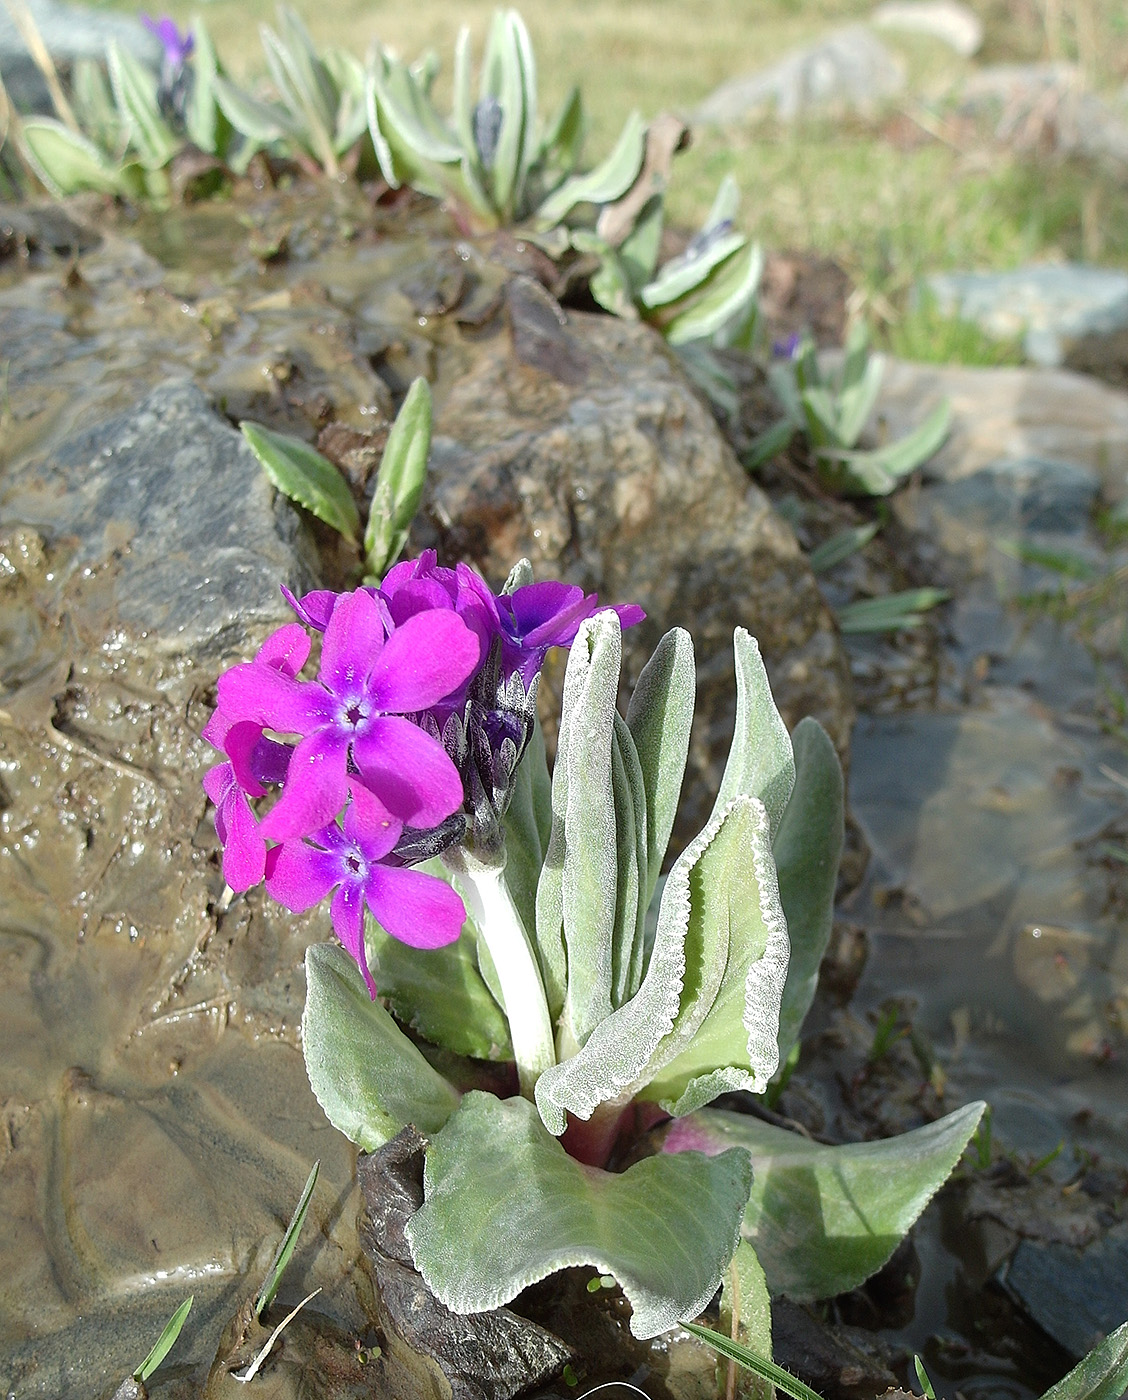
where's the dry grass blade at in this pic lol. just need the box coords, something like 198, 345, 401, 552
1, 0, 79, 131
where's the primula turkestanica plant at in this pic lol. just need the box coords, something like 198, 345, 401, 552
203, 554, 985, 1350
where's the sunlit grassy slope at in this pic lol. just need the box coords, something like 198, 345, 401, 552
105, 0, 1128, 298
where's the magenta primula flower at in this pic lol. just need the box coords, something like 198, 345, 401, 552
266, 784, 465, 997
202, 623, 309, 891
216, 588, 479, 842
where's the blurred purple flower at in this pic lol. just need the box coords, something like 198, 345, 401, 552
772, 332, 802, 360
141, 14, 194, 71
266, 783, 465, 997
216, 588, 478, 841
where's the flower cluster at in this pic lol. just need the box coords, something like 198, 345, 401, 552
203, 553, 643, 995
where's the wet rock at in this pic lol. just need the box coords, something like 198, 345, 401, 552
871, 0, 983, 55
358, 1131, 573, 1400
1002, 1229, 1128, 1359
694, 26, 904, 125
923, 264, 1128, 370
868, 358, 1128, 507
0, 0, 159, 113
771, 1298, 900, 1400
420, 309, 853, 836
0, 201, 101, 258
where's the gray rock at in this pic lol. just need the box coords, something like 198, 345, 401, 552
0, 0, 159, 113
419, 303, 853, 840
872, 0, 983, 56
924, 264, 1128, 368
0, 379, 317, 664
959, 63, 1128, 173
1004, 1230, 1128, 1359
694, 25, 904, 125
867, 358, 1128, 507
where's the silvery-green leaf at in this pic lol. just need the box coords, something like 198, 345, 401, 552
677, 343, 741, 417
1041, 1320, 1128, 1400
704, 173, 741, 231
773, 718, 843, 1062
214, 75, 295, 145
766, 361, 804, 430
72, 58, 123, 151
502, 557, 534, 593
503, 716, 564, 1015
836, 587, 949, 633
626, 627, 694, 908
710, 628, 794, 839
618, 193, 664, 292
19, 117, 123, 197
821, 401, 951, 496
638, 795, 788, 1115
554, 613, 622, 1049
108, 41, 178, 169
364, 903, 511, 1062
489, 10, 535, 219
799, 384, 840, 450
640, 229, 746, 310
808, 520, 881, 574
674, 1101, 985, 1300
185, 18, 220, 155
575, 236, 637, 321
369, 57, 462, 169
658, 241, 764, 348
535, 794, 788, 1132
407, 1091, 753, 1339
260, 20, 336, 171
241, 420, 361, 543
538, 83, 584, 180
835, 349, 885, 449
323, 47, 368, 154
411, 48, 441, 95
721, 1239, 774, 1400
839, 316, 871, 392
534, 110, 646, 227
452, 27, 480, 178
610, 714, 647, 1007
302, 943, 460, 1152
364, 376, 431, 578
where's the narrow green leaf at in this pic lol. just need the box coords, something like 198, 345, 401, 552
408, 1091, 753, 1339
800, 385, 841, 450
808, 521, 880, 574
185, 18, 221, 154
301, 943, 460, 1152
658, 241, 763, 349
71, 58, 123, 151
683, 1323, 825, 1400
489, 10, 532, 219
134, 1296, 193, 1383
369, 56, 462, 167
241, 420, 361, 544
743, 419, 795, 473
773, 718, 844, 1061
364, 377, 431, 579
625, 627, 695, 909
837, 588, 949, 634
840, 317, 871, 392
323, 47, 369, 154
452, 26, 480, 179
260, 20, 336, 171
19, 117, 123, 196
820, 400, 951, 496
916, 1355, 938, 1400
618, 193, 665, 291
1041, 1320, 1128, 1400
679, 1101, 985, 1299
538, 83, 584, 180
108, 41, 179, 169
255, 1160, 319, 1317
364, 900, 512, 1061
534, 109, 646, 226
711, 628, 795, 839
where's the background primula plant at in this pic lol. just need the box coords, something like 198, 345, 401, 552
205, 554, 985, 1351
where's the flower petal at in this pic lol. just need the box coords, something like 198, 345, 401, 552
384, 577, 456, 627
260, 731, 350, 841
507, 580, 589, 646
367, 609, 480, 712
330, 882, 377, 997
256, 622, 311, 677
202, 761, 232, 806
225, 719, 269, 798
320, 589, 386, 696
266, 838, 340, 911
281, 585, 337, 632
220, 788, 266, 892
365, 865, 465, 950
217, 663, 329, 734
352, 715, 465, 828
343, 781, 402, 862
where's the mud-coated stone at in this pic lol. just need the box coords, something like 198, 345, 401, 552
420, 309, 853, 834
